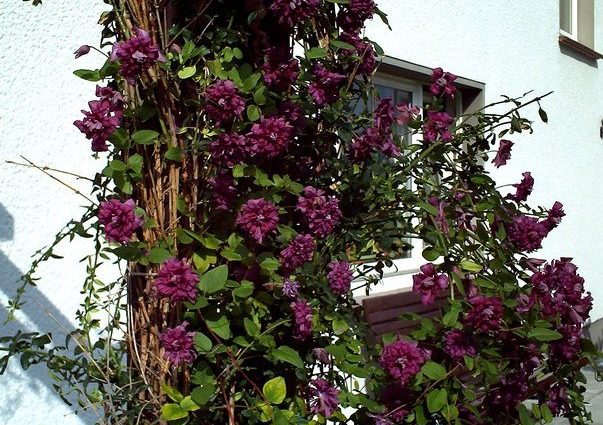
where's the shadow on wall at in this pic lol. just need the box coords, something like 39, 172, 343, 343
0, 203, 95, 424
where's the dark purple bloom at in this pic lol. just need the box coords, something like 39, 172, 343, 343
543, 201, 565, 232
550, 324, 582, 364
396, 103, 421, 125
430, 67, 457, 97
428, 196, 449, 235
508, 172, 534, 202
307, 378, 340, 418
492, 139, 514, 168
270, 0, 320, 27
280, 234, 316, 275
327, 260, 353, 296
422, 111, 454, 143
444, 330, 477, 361
412, 263, 449, 305
463, 295, 504, 333
110, 28, 165, 85
350, 126, 400, 161
531, 258, 592, 325
261, 48, 300, 91
337, 0, 376, 32
546, 383, 570, 416
282, 279, 300, 298
379, 340, 430, 386
378, 384, 415, 423
485, 370, 529, 415
278, 101, 306, 129
159, 322, 196, 366
507, 215, 549, 253
98, 198, 142, 243
209, 132, 250, 167
155, 258, 199, 303
248, 116, 293, 159
291, 298, 313, 340
210, 172, 237, 211
74, 45, 91, 59
236, 198, 279, 244
297, 187, 342, 237
340, 32, 377, 76
313, 348, 332, 364
74, 86, 123, 152
204, 80, 246, 125
308, 65, 346, 107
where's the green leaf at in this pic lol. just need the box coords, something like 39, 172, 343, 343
133, 129, 160, 145
422, 247, 440, 261
426, 388, 447, 413
441, 307, 460, 327
178, 65, 197, 79
194, 332, 213, 353
190, 382, 216, 406
161, 403, 189, 421
263, 377, 287, 405
233, 281, 255, 299
305, 47, 328, 59
459, 259, 483, 272
529, 328, 563, 341
272, 346, 304, 369
165, 147, 182, 162
421, 361, 447, 381
518, 404, 534, 425
128, 154, 144, 173
332, 317, 349, 335
247, 105, 261, 122
179, 396, 200, 412
206, 315, 231, 339
109, 159, 127, 172
162, 383, 184, 403
199, 265, 228, 294
148, 247, 171, 264
418, 201, 438, 216
260, 257, 280, 272
73, 69, 101, 81
244, 318, 260, 337
330, 39, 355, 50
540, 403, 554, 423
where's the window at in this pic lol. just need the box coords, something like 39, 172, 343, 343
353, 57, 484, 295
559, 0, 600, 59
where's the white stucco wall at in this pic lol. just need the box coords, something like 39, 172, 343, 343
365, 0, 603, 319
0, 1, 601, 424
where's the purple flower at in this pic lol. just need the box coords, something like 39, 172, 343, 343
337, 0, 376, 32
339, 32, 377, 76
204, 80, 246, 125
444, 330, 477, 361
280, 234, 316, 275
210, 172, 237, 211
378, 384, 414, 423
422, 111, 454, 143
396, 103, 421, 125
110, 28, 165, 85
550, 324, 582, 364
155, 258, 199, 303
209, 133, 250, 167
282, 279, 300, 299
507, 215, 549, 253
313, 348, 332, 364
236, 198, 279, 244
248, 116, 293, 159
531, 258, 592, 325
428, 196, 449, 235
508, 172, 534, 202
159, 322, 196, 366
463, 295, 504, 333
430, 67, 457, 97
297, 186, 342, 237
412, 263, 449, 305
308, 65, 346, 107
327, 261, 353, 296
546, 383, 570, 416
379, 340, 430, 386
270, 0, 320, 27
74, 45, 91, 59
543, 201, 565, 232
98, 199, 142, 243
291, 298, 313, 340
485, 370, 530, 415
74, 86, 123, 152
262, 48, 300, 91
492, 139, 514, 168
307, 378, 340, 418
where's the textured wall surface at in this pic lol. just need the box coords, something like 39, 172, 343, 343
0, 0, 601, 424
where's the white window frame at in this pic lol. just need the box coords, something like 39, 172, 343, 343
560, 0, 579, 40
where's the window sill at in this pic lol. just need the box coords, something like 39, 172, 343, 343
559, 35, 603, 61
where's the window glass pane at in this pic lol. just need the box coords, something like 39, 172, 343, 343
560, 0, 572, 33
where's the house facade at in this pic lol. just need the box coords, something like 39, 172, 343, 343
0, 0, 601, 424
